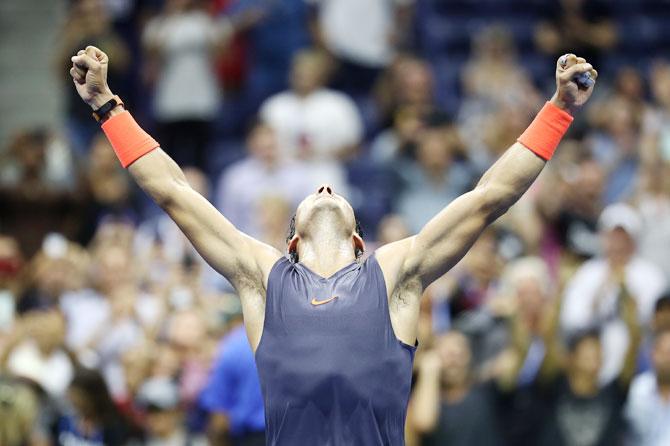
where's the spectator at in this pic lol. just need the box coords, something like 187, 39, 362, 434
374, 56, 436, 131
201, 311, 265, 446
561, 203, 667, 384
641, 61, 670, 166
461, 25, 540, 110
431, 230, 503, 341
308, 0, 414, 95
3, 310, 74, 397
165, 310, 214, 411
376, 214, 411, 247
587, 97, 641, 204
634, 161, 670, 280
484, 257, 556, 385
0, 235, 23, 331
393, 116, 472, 233
255, 195, 294, 251
56, 0, 130, 154
408, 331, 503, 446
638, 294, 670, 374
218, 0, 311, 123
625, 328, 670, 446
540, 154, 606, 266
370, 105, 426, 165
260, 49, 363, 195
143, 0, 231, 170
215, 121, 314, 238
77, 134, 135, 245
535, 0, 617, 68
136, 376, 206, 446
0, 376, 45, 446
17, 234, 82, 314
536, 279, 641, 446
56, 367, 138, 445
0, 130, 82, 257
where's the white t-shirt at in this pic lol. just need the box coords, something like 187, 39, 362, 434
260, 89, 361, 195
60, 288, 110, 351
308, 0, 412, 67
261, 89, 362, 161
143, 11, 224, 121
216, 158, 316, 237
637, 195, 670, 280
561, 256, 667, 384
7, 340, 74, 396
625, 371, 670, 446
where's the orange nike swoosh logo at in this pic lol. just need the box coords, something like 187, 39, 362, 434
311, 296, 338, 306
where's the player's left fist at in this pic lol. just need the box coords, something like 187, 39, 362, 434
551, 53, 598, 114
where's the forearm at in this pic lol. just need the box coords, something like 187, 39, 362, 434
619, 289, 642, 386
128, 149, 189, 210
409, 370, 441, 433
476, 95, 575, 220
475, 143, 546, 222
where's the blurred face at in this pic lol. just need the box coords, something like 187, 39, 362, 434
651, 64, 670, 109
122, 345, 152, 394
572, 161, 605, 210
377, 215, 410, 246
653, 305, 670, 332
653, 332, 670, 384
396, 60, 433, 106
436, 332, 471, 387
515, 277, 545, 317
416, 128, 453, 174
28, 311, 65, 354
615, 67, 644, 100
248, 125, 278, 165
89, 136, 118, 171
292, 185, 357, 246
602, 227, 635, 267
145, 409, 181, 438
95, 246, 134, 292
569, 336, 602, 378
290, 53, 328, 95
68, 387, 95, 420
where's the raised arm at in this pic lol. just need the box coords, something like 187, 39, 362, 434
378, 55, 597, 291
69, 46, 281, 292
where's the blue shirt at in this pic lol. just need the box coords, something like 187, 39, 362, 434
255, 254, 416, 446
201, 325, 265, 436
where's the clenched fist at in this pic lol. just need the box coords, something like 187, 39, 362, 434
550, 53, 598, 114
70, 46, 115, 109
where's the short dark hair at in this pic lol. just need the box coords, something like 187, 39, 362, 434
655, 293, 670, 314
286, 214, 364, 263
566, 327, 601, 353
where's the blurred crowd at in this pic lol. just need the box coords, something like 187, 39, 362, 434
1, 0, 670, 445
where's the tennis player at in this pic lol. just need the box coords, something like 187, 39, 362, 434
70, 46, 596, 445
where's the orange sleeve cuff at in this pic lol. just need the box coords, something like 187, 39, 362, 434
517, 101, 573, 161
101, 111, 159, 168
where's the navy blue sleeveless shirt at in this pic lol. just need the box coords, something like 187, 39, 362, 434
255, 254, 416, 446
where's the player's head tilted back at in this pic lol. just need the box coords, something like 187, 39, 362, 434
286, 184, 365, 263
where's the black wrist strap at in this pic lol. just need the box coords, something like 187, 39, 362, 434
92, 96, 124, 122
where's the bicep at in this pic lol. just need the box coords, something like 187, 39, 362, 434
411, 189, 490, 286
166, 186, 281, 287
129, 150, 281, 287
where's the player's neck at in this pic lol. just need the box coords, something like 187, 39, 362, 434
298, 235, 357, 279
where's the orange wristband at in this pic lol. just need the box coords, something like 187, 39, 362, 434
517, 101, 573, 161
101, 111, 159, 168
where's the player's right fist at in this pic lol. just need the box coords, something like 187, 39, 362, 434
70, 46, 114, 110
